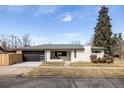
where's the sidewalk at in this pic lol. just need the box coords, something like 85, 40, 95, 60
0, 66, 33, 77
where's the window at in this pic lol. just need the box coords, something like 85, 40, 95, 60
92, 50, 101, 53
62, 52, 67, 56
55, 51, 67, 56
74, 50, 76, 58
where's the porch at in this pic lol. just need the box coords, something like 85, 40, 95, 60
45, 50, 72, 62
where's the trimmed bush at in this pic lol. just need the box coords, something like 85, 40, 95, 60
104, 55, 113, 63
108, 56, 114, 63
97, 57, 102, 63
106, 60, 111, 64
101, 56, 106, 63
90, 55, 97, 63
90, 54, 114, 64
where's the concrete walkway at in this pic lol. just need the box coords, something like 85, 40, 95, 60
11, 62, 42, 67
0, 62, 42, 77
64, 61, 71, 66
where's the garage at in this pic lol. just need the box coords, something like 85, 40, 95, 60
22, 51, 45, 61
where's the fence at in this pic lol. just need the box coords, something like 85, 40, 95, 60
0, 53, 22, 66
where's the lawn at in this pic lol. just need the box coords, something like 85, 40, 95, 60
23, 60, 124, 77
69, 62, 124, 67
41, 62, 65, 66
23, 67, 124, 77
69, 59, 124, 67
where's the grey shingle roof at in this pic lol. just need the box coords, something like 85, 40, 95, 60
17, 44, 84, 50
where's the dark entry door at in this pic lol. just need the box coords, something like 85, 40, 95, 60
22, 51, 45, 61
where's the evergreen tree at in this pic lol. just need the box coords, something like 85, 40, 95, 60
111, 33, 119, 55
93, 6, 113, 55
111, 33, 123, 58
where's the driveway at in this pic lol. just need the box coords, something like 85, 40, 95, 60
11, 62, 42, 67
0, 62, 42, 77
0, 77, 124, 88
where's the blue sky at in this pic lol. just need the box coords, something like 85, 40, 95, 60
0, 5, 124, 45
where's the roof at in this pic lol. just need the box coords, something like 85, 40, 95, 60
17, 44, 84, 50
91, 47, 106, 50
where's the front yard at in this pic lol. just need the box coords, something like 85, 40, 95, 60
23, 60, 124, 77
41, 62, 65, 66
24, 66, 124, 77
68, 59, 124, 67
69, 61, 124, 67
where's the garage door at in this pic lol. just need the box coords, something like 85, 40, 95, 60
22, 51, 45, 61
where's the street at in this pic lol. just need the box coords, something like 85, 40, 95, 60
0, 77, 124, 88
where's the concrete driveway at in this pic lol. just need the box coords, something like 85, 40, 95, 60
11, 62, 42, 67
0, 62, 42, 77
0, 77, 124, 88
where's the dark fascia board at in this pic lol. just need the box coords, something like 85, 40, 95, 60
17, 48, 84, 51
91, 47, 106, 50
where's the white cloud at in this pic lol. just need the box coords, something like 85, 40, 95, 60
35, 5, 59, 16
63, 32, 78, 38
62, 14, 73, 22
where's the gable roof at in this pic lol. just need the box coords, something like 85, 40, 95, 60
17, 44, 84, 50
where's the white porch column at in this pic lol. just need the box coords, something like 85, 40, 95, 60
45, 50, 50, 62
71, 50, 75, 62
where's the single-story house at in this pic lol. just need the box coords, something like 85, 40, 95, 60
16, 44, 105, 62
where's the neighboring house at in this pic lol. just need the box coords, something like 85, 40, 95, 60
0, 46, 16, 53
16, 44, 105, 62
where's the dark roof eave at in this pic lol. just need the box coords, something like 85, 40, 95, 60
91, 47, 106, 50
17, 48, 84, 51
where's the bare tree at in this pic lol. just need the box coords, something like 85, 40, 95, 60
0, 34, 9, 49
0, 33, 31, 49
21, 34, 31, 47
8, 35, 21, 49
71, 40, 80, 44
84, 37, 93, 46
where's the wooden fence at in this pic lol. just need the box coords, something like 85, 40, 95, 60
0, 53, 22, 66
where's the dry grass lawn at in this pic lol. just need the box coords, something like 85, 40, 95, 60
69, 62, 124, 67
41, 62, 65, 66
69, 60, 124, 67
24, 67, 124, 77
23, 59, 124, 77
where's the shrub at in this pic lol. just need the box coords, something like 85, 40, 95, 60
108, 56, 114, 63
106, 59, 111, 64
90, 54, 114, 64
90, 55, 97, 63
102, 55, 114, 64
101, 56, 106, 63
97, 57, 102, 63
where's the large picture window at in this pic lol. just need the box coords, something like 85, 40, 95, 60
55, 51, 67, 56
